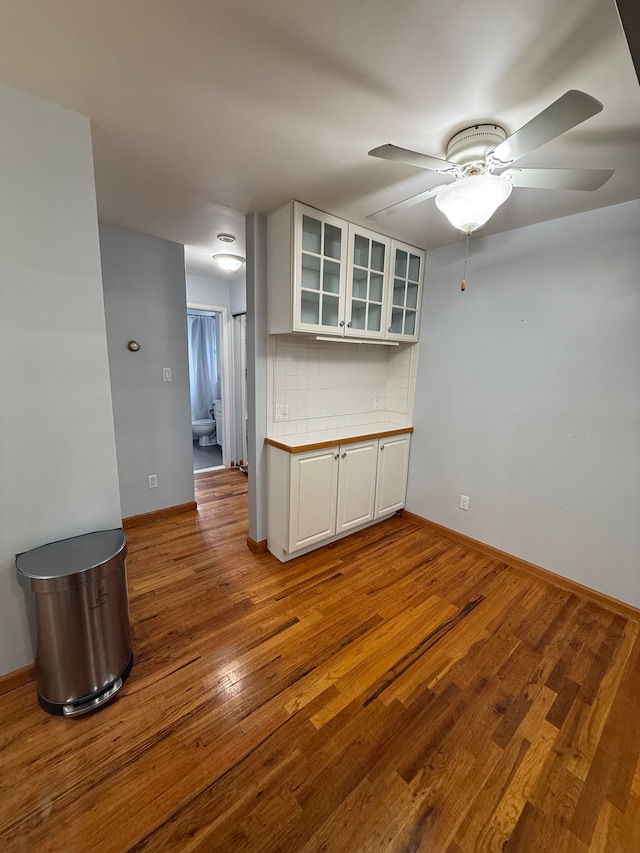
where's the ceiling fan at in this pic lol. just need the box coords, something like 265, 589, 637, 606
367, 90, 614, 234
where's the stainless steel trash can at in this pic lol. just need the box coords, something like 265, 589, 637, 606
16, 529, 133, 717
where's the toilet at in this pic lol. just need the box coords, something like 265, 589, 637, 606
192, 418, 216, 446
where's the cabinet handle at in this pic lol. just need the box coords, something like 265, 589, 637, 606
342, 452, 346, 458
339, 320, 345, 327
380, 444, 385, 451
347, 321, 352, 328
334, 454, 339, 460
388, 327, 392, 333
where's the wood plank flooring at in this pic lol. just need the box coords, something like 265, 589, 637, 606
1, 468, 639, 852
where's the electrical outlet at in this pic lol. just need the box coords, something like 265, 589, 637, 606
162, 368, 172, 382
373, 397, 381, 410
275, 403, 288, 421
148, 474, 158, 489
459, 494, 470, 511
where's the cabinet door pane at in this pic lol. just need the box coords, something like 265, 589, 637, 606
322, 294, 340, 327
350, 301, 366, 330
408, 253, 421, 281
390, 307, 403, 334
302, 216, 322, 254
370, 273, 383, 303
404, 310, 416, 336
368, 303, 382, 332
301, 291, 320, 325
324, 260, 341, 294
407, 282, 419, 309
371, 241, 386, 272
395, 249, 407, 278
393, 279, 406, 306
302, 254, 321, 290
353, 235, 369, 268
352, 268, 368, 300
324, 224, 341, 259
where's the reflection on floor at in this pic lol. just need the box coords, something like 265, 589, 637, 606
192, 441, 223, 471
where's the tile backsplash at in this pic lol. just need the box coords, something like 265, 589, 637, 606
267, 335, 418, 436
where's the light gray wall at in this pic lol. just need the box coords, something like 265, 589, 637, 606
407, 200, 640, 607
101, 224, 195, 519
0, 84, 122, 676
185, 272, 246, 316
246, 214, 268, 542
186, 273, 231, 310
230, 276, 247, 316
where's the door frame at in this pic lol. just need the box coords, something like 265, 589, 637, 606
187, 302, 233, 469
232, 313, 248, 469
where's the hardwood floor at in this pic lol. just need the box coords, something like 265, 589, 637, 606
1, 468, 639, 852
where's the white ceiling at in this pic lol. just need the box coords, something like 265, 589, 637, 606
1, 0, 639, 273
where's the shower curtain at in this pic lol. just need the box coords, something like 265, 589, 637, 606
187, 313, 219, 420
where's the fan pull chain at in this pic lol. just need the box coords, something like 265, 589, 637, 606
461, 233, 470, 292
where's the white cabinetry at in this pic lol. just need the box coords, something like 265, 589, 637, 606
289, 447, 339, 551
267, 202, 348, 336
267, 201, 424, 343
267, 432, 411, 561
387, 241, 425, 342
345, 226, 389, 339
336, 440, 378, 531
375, 433, 411, 517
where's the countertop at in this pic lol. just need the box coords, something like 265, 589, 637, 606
265, 423, 413, 453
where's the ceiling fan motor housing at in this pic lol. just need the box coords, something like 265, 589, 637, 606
446, 124, 507, 168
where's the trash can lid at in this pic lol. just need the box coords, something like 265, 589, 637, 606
16, 529, 126, 581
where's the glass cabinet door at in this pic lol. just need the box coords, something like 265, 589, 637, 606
387, 242, 425, 340
295, 206, 346, 332
346, 227, 389, 338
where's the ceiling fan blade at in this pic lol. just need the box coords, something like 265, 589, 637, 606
368, 144, 457, 173
504, 167, 614, 191
366, 185, 448, 220
489, 90, 604, 166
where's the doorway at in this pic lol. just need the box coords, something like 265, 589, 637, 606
187, 302, 232, 474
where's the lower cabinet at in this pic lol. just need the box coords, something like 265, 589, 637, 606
375, 434, 411, 517
267, 433, 411, 560
290, 446, 339, 551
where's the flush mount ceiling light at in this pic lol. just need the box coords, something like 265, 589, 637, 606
435, 173, 513, 235
213, 253, 245, 273
217, 233, 236, 244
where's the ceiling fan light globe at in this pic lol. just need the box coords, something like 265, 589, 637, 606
435, 174, 512, 234
213, 253, 245, 272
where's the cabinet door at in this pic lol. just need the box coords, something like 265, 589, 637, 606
336, 440, 378, 533
289, 447, 339, 551
345, 226, 389, 338
375, 434, 411, 517
293, 204, 348, 334
386, 242, 425, 341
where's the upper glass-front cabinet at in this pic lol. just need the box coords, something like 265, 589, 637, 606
386, 241, 425, 342
346, 226, 389, 339
294, 206, 348, 333
266, 201, 424, 341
